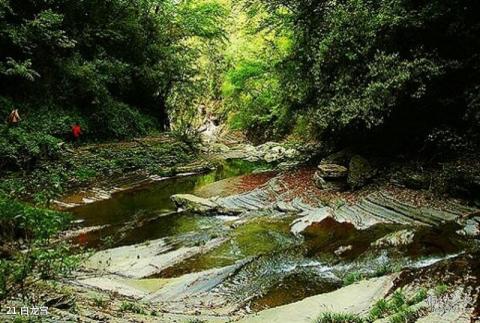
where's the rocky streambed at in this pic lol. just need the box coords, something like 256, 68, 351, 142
53, 143, 479, 322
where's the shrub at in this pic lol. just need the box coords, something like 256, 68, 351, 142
92, 296, 107, 308
0, 195, 69, 242
343, 271, 364, 286
170, 123, 202, 151
90, 101, 156, 140
388, 308, 418, 323
434, 283, 449, 297
0, 126, 62, 171
0, 196, 76, 299
368, 288, 427, 321
119, 301, 146, 314
408, 288, 428, 305
257, 0, 480, 151
314, 312, 364, 323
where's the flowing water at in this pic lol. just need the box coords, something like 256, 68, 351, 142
70, 160, 478, 312
70, 159, 271, 248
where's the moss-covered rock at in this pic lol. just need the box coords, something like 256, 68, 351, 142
320, 148, 355, 167
317, 164, 349, 179
348, 155, 375, 190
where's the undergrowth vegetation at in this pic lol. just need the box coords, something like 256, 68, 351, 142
0, 139, 195, 204
0, 137, 195, 301
314, 288, 429, 323
0, 197, 79, 299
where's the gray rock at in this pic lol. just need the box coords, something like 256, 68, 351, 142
457, 215, 480, 237
236, 275, 396, 323
334, 245, 353, 256
317, 164, 349, 179
264, 152, 281, 163
83, 237, 227, 279
313, 170, 348, 191
277, 161, 301, 170
172, 194, 220, 214
275, 200, 299, 213
172, 194, 242, 215
285, 148, 299, 159
320, 148, 355, 166
271, 146, 286, 155
290, 207, 333, 235
332, 191, 475, 229
371, 229, 415, 248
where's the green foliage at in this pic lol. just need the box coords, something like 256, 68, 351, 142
33, 243, 81, 280
343, 271, 364, 286
225, 61, 289, 142
0, 196, 77, 299
373, 262, 401, 277
170, 121, 203, 151
434, 283, 449, 297
166, 0, 228, 135
91, 101, 156, 140
408, 288, 428, 305
252, 0, 480, 149
368, 289, 427, 322
369, 298, 389, 320
0, 195, 69, 241
0, 125, 62, 170
92, 296, 107, 308
219, 4, 293, 143
0, 0, 228, 141
314, 312, 365, 323
0, 139, 194, 205
119, 301, 146, 314
388, 308, 417, 323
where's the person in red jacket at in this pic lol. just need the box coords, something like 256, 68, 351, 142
71, 122, 82, 146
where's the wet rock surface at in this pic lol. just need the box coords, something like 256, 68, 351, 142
238, 275, 396, 323
83, 236, 227, 279
371, 229, 415, 248
172, 194, 227, 214
60, 149, 479, 322
208, 140, 319, 167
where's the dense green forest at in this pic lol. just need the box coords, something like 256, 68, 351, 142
0, 0, 225, 156
2, 0, 479, 155
225, 0, 480, 150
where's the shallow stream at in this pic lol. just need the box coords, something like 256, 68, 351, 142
70, 160, 477, 312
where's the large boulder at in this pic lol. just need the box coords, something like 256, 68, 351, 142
314, 173, 348, 191
317, 164, 348, 179
314, 163, 349, 191
264, 152, 282, 163
390, 165, 430, 190
320, 148, 355, 166
171, 194, 220, 214
371, 229, 415, 248
172, 194, 245, 215
348, 155, 375, 189
457, 213, 480, 237
285, 148, 299, 159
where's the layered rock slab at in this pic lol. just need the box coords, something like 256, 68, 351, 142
237, 275, 396, 323
83, 237, 226, 279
